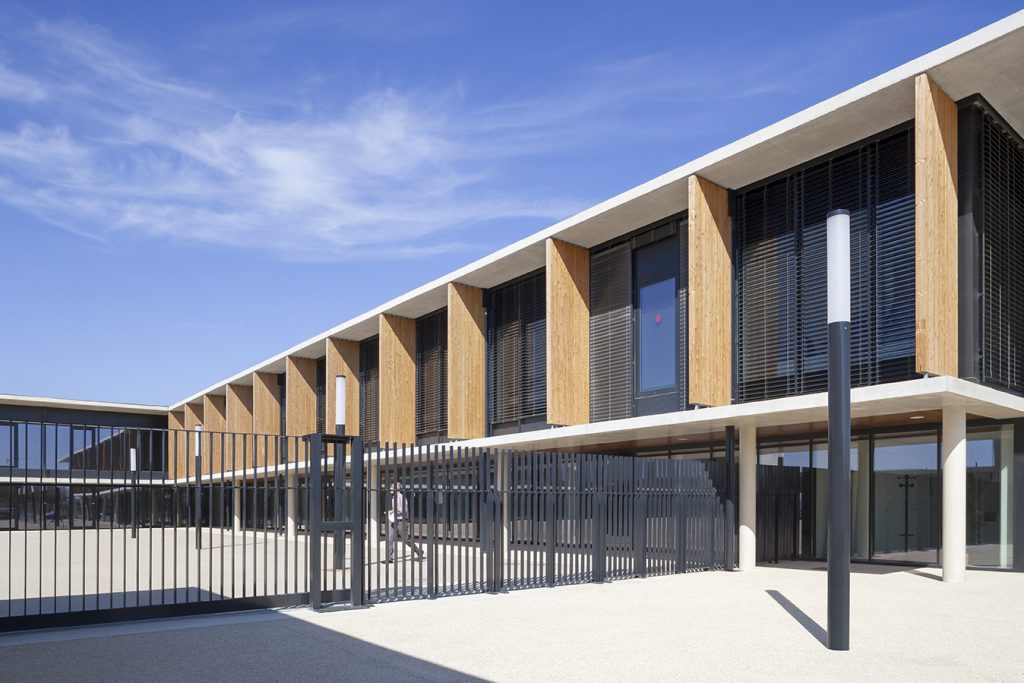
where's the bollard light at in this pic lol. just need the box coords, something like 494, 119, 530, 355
335, 375, 347, 436
827, 209, 852, 652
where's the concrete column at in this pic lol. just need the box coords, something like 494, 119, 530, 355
999, 424, 1014, 569
854, 440, 871, 559
286, 471, 298, 537
942, 406, 967, 583
738, 424, 757, 571
233, 485, 242, 534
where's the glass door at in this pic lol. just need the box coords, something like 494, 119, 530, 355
871, 432, 940, 564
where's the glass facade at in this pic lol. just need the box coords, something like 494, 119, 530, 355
872, 433, 940, 564
967, 426, 1015, 568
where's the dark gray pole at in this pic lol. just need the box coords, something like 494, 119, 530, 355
827, 209, 851, 651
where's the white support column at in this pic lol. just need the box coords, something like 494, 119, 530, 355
739, 424, 757, 571
942, 406, 967, 583
287, 471, 298, 537
999, 424, 1014, 569
233, 485, 242, 534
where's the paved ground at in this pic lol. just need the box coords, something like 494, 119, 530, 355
2, 561, 1022, 681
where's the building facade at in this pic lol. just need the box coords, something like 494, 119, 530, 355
6, 13, 1024, 582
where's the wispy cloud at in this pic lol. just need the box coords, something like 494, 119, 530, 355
0, 9, 927, 261
0, 62, 46, 102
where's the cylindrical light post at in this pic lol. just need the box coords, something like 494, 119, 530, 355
827, 209, 851, 651
335, 375, 347, 436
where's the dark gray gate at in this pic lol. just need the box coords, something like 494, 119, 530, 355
354, 444, 729, 606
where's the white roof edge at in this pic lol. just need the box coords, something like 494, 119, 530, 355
169, 11, 1024, 410
0, 393, 168, 415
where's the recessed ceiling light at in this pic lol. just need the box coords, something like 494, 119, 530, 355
909, 415, 925, 420
678, 437, 689, 442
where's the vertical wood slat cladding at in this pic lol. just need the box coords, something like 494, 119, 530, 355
379, 313, 417, 445
183, 402, 203, 479
225, 383, 254, 475
326, 338, 361, 436
447, 282, 486, 439
167, 409, 186, 480
688, 175, 733, 407
202, 394, 227, 474
285, 356, 318, 440
915, 73, 959, 376
546, 238, 590, 426
252, 371, 281, 468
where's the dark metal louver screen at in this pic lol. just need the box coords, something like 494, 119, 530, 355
488, 270, 546, 431
315, 357, 326, 434
735, 126, 916, 402
678, 219, 690, 410
277, 373, 287, 436
977, 106, 1024, 393
590, 243, 633, 422
416, 309, 448, 442
359, 338, 379, 444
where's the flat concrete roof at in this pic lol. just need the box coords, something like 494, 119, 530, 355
156, 10, 1024, 410
0, 393, 167, 415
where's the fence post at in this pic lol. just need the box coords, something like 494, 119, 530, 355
546, 490, 556, 587
309, 434, 323, 610
427, 447, 436, 599
592, 492, 606, 583
480, 451, 495, 593
674, 491, 685, 574
634, 461, 647, 578
725, 425, 736, 570
333, 438, 344, 571
350, 436, 365, 607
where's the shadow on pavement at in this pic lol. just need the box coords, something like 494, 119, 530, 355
0, 609, 482, 682
765, 589, 826, 647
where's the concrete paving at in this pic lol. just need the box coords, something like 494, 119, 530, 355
2, 561, 1022, 681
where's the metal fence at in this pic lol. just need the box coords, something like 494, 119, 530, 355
0, 420, 329, 631
1, 419, 731, 631
356, 444, 729, 605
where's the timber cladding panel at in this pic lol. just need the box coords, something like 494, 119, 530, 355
326, 338, 360, 436
915, 73, 958, 376
225, 383, 254, 472
285, 356, 318, 438
202, 394, 227, 475
252, 370, 281, 468
688, 175, 732, 407
545, 238, 590, 426
167, 409, 186, 479
447, 282, 486, 439
379, 313, 417, 445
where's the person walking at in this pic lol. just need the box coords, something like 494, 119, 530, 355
386, 481, 423, 563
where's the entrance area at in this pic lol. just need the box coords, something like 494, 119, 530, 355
755, 423, 1018, 568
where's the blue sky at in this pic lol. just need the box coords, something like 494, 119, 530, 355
0, 1, 1018, 406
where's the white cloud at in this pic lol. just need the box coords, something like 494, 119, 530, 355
0, 12, 925, 261
0, 63, 46, 102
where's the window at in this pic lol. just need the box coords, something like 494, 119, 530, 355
488, 270, 546, 434
735, 126, 916, 402
315, 357, 326, 435
971, 99, 1024, 393
416, 310, 448, 444
638, 277, 677, 393
359, 338, 379, 445
589, 219, 688, 421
